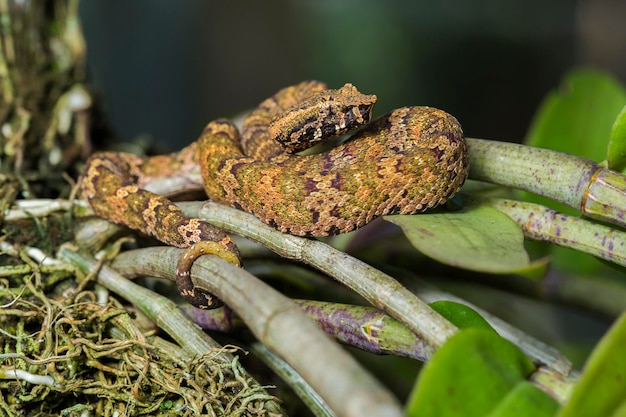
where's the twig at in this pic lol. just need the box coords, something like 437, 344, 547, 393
181, 201, 580, 396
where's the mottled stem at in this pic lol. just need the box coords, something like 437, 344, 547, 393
184, 294, 574, 387
182, 300, 432, 361
467, 138, 626, 228
477, 197, 626, 267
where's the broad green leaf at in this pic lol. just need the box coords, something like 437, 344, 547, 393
406, 329, 535, 417
384, 205, 529, 273
609, 400, 626, 417
525, 68, 626, 164
510, 256, 551, 280
429, 301, 496, 333
485, 382, 559, 417
608, 105, 626, 172
558, 312, 626, 417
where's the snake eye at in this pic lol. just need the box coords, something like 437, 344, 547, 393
358, 104, 374, 123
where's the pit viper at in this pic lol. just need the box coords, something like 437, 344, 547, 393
81, 81, 469, 308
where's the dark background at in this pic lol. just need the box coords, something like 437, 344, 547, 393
79, 0, 626, 152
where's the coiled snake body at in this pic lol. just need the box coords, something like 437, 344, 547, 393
81, 81, 469, 308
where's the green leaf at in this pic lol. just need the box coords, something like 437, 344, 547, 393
609, 400, 626, 417
558, 312, 626, 417
406, 329, 535, 417
525, 68, 626, 164
608, 105, 626, 172
485, 382, 560, 417
510, 256, 551, 280
384, 205, 529, 273
429, 301, 497, 333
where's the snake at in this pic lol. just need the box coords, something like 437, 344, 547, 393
81, 81, 469, 308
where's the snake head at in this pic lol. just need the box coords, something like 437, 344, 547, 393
268, 83, 377, 153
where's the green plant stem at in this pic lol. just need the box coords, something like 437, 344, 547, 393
111, 246, 404, 417
477, 197, 626, 267
467, 138, 595, 207
179, 201, 458, 352
180, 201, 577, 393
184, 294, 575, 391
467, 138, 626, 228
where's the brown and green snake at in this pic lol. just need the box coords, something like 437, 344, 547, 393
81, 81, 469, 308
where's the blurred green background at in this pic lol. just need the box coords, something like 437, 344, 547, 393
79, 0, 625, 151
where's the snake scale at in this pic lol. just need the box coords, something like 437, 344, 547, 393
81, 81, 469, 308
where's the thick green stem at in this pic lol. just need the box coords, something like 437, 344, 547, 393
467, 138, 626, 228
476, 198, 626, 267
467, 138, 596, 207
